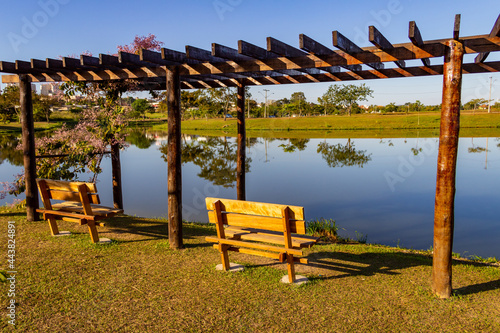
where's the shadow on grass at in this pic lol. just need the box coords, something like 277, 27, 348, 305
0, 211, 25, 218
104, 216, 169, 241
104, 217, 215, 243
306, 250, 432, 280
454, 279, 500, 296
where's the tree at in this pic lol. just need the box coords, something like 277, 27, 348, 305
0, 86, 20, 122
290, 92, 306, 116
208, 87, 235, 121
327, 84, 373, 116
464, 98, 487, 110
131, 98, 153, 119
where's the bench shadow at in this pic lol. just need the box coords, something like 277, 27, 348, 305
104, 216, 169, 241
104, 217, 214, 243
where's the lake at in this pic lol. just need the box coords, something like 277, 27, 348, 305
1, 132, 499, 259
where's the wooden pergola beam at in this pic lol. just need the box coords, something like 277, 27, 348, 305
453, 14, 461, 41
333, 31, 384, 70
409, 21, 431, 67
475, 14, 500, 63
238, 40, 278, 59
185, 45, 226, 63
4, 58, 500, 86
212, 43, 254, 61
369, 26, 406, 68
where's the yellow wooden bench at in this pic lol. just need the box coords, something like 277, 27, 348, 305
36, 179, 123, 243
205, 197, 319, 283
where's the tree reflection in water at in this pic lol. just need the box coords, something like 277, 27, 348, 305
160, 136, 251, 188
317, 139, 371, 168
0, 134, 23, 166
278, 138, 310, 153
126, 129, 155, 149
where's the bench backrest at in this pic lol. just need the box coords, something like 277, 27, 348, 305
206, 197, 305, 234
37, 179, 100, 210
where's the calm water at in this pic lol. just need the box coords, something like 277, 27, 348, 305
1, 132, 499, 258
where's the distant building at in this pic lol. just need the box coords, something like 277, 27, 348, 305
40, 83, 62, 96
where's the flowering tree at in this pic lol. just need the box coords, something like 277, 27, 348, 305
1, 35, 164, 201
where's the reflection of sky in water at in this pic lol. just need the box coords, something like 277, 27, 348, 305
1, 136, 499, 259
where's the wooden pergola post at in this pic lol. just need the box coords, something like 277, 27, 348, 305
236, 80, 246, 201
432, 39, 464, 298
19, 75, 39, 221
166, 66, 183, 249
111, 143, 123, 210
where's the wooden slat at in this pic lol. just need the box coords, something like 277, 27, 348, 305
409, 21, 431, 67
219, 245, 283, 260
185, 46, 226, 62
475, 14, 500, 63
207, 210, 306, 234
238, 40, 279, 59
205, 236, 303, 256
300, 34, 332, 55
100, 54, 120, 67
80, 55, 101, 67
118, 51, 154, 67
37, 209, 96, 221
267, 37, 307, 58
227, 226, 319, 242
16, 60, 33, 71
38, 179, 97, 193
225, 228, 316, 248
62, 57, 82, 69
161, 48, 200, 65
52, 202, 122, 217
212, 43, 254, 61
453, 14, 461, 41
206, 197, 304, 220
332, 31, 384, 70
31, 59, 47, 70
139, 49, 176, 66
369, 26, 405, 68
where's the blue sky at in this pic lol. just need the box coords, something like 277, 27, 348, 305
1, 0, 499, 105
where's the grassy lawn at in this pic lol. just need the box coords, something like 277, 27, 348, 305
1, 207, 499, 332
146, 112, 500, 138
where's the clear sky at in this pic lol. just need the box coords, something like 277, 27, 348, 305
1, 0, 499, 106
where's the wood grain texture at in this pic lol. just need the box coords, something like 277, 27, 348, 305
206, 197, 304, 220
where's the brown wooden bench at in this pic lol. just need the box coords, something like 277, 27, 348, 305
205, 197, 319, 283
36, 179, 123, 243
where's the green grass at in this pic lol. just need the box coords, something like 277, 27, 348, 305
1, 207, 499, 332
150, 112, 500, 138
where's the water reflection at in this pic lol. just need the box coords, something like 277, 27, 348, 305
0, 134, 22, 166
317, 139, 371, 168
159, 136, 251, 188
126, 129, 155, 149
3, 132, 499, 258
278, 138, 310, 153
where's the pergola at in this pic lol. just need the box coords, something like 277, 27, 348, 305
2, 14, 499, 298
